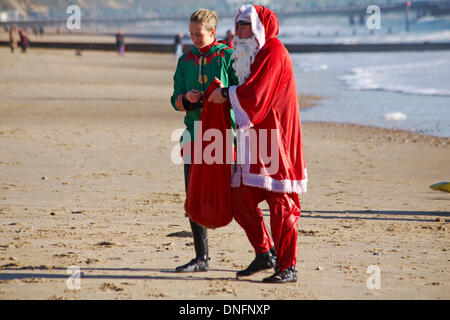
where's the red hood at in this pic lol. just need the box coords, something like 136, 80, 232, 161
235, 4, 279, 50
253, 5, 279, 42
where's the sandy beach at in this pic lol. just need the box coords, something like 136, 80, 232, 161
0, 48, 449, 300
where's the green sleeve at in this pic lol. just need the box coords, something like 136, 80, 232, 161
170, 56, 185, 111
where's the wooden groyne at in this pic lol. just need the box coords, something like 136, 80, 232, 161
2, 40, 450, 53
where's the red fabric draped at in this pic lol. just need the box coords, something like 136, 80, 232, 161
184, 80, 234, 229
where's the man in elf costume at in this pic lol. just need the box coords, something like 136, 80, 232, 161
170, 9, 238, 273
209, 4, 307, 283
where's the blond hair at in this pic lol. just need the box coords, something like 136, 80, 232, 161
190, 9, 218, 31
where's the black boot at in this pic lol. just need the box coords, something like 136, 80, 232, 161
269, 247, 279, 272
262, 265, 297, 283
175, 256, 209, 273
175, 219, 209, 273
236, 248, 277, 277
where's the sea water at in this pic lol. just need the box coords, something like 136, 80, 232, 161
292, 50, 450, 137
280, 13, 450, 137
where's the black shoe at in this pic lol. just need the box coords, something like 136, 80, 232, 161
269, 247, 279, 272
175, 256, 209, 273
262, 265, 297, 283
236, 249, 277, 277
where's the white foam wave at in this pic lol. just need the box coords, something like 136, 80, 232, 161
341, 59, 450, 97
384, 112, 407, 121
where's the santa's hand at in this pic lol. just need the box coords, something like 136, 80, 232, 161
208, 88, 227, 104
186, 89, 202, 103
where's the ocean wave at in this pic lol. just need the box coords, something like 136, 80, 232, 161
280, 13, 450, 44
282, 29, 450, 44
341, 59, 450, 97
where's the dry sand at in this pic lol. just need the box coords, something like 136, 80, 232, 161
0, 48, 449, 300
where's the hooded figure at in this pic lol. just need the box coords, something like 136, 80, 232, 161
209, 4, 307, 283
229, 4, 307, 193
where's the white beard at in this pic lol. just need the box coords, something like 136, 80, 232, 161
232, 36, 259, 85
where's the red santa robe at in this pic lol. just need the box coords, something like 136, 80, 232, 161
229, 5, 307, 194
229, 5, 307, 273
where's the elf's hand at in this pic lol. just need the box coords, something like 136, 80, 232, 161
186, 89, 202, 103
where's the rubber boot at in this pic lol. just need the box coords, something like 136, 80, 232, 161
175, 163, 209, 272
175, 219, 209, 272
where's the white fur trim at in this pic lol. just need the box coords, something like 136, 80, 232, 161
231, 126, 308, 194
237, 4, 266, 50
231, 164, 242, 187
229, 85, 253, 131
232, 166, 308, 194
242, 169, 308, 194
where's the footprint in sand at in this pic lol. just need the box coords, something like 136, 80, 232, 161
100, 282, 124, 292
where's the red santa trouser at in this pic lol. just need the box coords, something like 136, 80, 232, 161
231, 184, 301, 272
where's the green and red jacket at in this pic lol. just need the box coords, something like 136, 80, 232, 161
170, 41, 238, 146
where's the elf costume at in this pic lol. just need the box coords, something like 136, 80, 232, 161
171, 40, 238, 157
170, 40, 238, 273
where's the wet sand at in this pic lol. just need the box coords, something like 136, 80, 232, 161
0, 48, 449, 300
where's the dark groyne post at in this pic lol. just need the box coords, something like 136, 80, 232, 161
405, 0, 412, 32
349, 15, 355, 25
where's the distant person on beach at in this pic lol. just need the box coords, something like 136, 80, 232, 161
174, 32, 184, 59
17, 29, 29, 53
219, 29, 234, 48
9, 26, 16, 53
208, 5, 307, 283
170, 8, 238, 273
115, 31, 125, 56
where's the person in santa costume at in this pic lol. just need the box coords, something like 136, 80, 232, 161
209, 4, 307, 283
170, 9, 238, 273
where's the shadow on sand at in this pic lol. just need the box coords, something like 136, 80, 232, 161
262, 209, 449, 222
0, 267, 265, 283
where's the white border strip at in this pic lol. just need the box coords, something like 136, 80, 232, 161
229, 85, 253, 131
241, 169, 308, 194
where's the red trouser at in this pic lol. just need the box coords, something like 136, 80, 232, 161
231, 185, 301, 272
